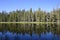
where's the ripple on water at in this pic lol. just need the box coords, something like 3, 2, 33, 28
0, 32, 60, 40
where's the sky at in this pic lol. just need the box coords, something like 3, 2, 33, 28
0, 0, 60, 12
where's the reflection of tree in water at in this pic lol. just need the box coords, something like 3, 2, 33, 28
0, 23, 60, 35
0, 23, 60, 34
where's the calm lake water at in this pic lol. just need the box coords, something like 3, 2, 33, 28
0, 31, 60, 40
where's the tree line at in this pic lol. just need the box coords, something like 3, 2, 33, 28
0, 8, 60, 22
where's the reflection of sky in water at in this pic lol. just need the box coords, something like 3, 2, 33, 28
0, 32, 60, 40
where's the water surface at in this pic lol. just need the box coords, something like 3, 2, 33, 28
0, 31, 60, 40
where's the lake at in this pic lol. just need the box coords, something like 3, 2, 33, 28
0, 31, 60, 40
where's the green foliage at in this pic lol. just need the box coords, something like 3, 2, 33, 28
0, 8, 60, 22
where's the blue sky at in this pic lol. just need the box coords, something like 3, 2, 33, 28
0, 0, 60, 12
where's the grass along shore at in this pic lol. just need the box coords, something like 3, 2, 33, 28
0, 22, 59, 24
